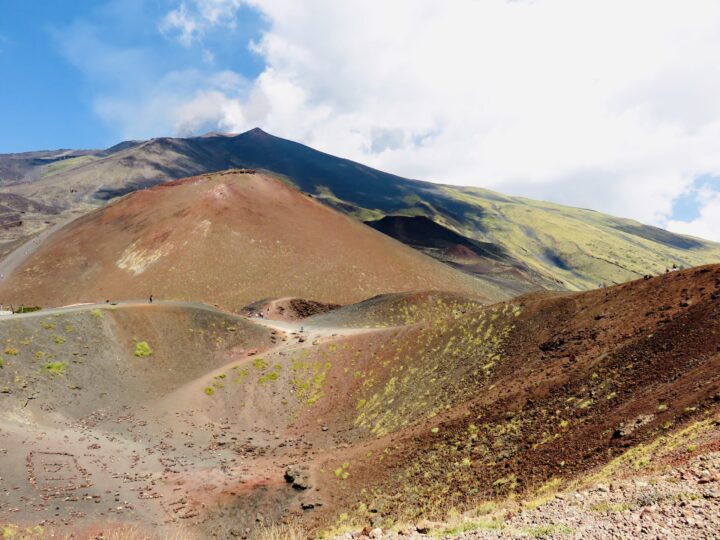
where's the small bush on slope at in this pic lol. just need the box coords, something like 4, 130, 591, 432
134, 341, 153, 357
43, 361, 67, 377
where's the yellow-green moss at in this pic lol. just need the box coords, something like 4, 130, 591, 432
43, 361, 67, 377
134, 341, 153, 358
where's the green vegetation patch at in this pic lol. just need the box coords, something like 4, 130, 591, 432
134, 341, 153, 358
232, 365, 249, 383
1, 525, 44, 539
14, 306, 41, 314
352, 303, 520, 438
576, 398, 593, 409
259, 370, 280, 384
204, 386, 215, 396
522, 524, 573, 538
40, 154, 95, 176
43, 361, 67, 377
291, 359, 331, 405
437, 517, 504, 536
252, 357, 268, 370
590, 501, 630, 513
334, 462, 350, 480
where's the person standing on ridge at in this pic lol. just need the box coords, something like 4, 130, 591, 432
149, 294, 153, 304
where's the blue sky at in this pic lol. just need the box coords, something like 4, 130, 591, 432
0, 0, 265, 152
1, 1, 106, 151
0, 1, 719, 240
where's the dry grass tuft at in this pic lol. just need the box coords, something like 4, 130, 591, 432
254, 520, 308, 540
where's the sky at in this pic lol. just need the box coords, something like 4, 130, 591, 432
1, 1, 720, 241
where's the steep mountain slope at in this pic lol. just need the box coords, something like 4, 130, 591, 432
2, 128, 717, 293
0, 194, 65, 262
366, 215, 539, 295
0, 148, 96, 186
0, 170, 506, 308
366, 215, 508, 261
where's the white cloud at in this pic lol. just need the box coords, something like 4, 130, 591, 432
667, 187, 720, 241
94, 70, 251, 138
160, 4, 199, 46
80, 0, 720, 241
161, 0, 246, 45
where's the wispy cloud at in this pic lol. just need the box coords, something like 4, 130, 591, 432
160, 4, 200, 46
160, 0, 246, 46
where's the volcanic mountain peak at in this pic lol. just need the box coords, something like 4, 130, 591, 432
3, 127, 717, 295
242, 126, 270, 137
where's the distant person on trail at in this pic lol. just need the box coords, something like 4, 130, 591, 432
149, 294, 153, 304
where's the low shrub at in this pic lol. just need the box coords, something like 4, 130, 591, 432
134, 341, 153, 358
43, 361, 67, 377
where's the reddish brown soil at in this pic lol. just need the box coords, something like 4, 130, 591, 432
0, 172, 506, 309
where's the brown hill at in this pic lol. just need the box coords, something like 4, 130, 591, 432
0, 171, 507, 308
